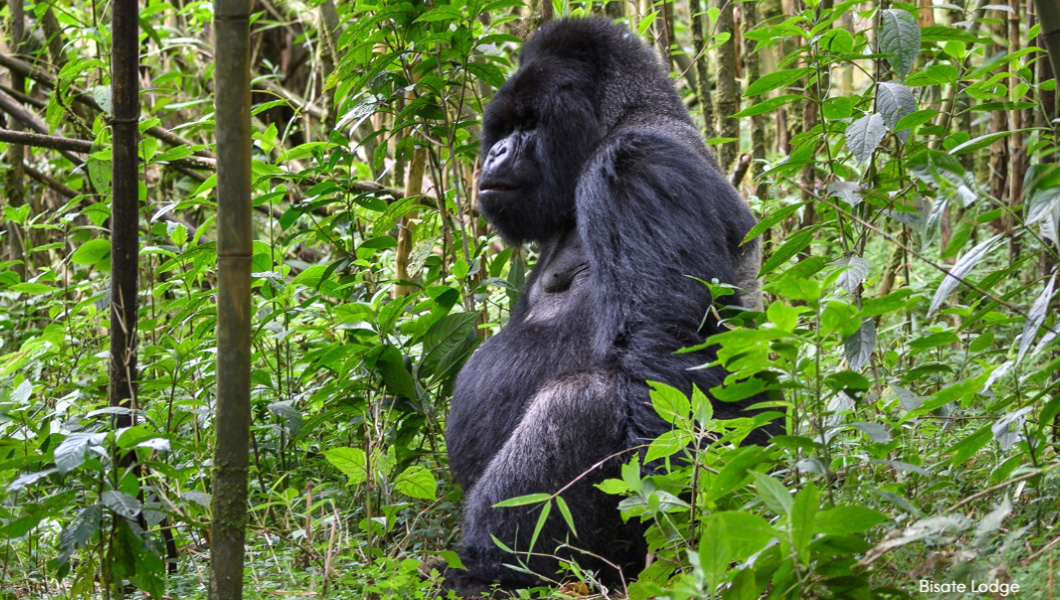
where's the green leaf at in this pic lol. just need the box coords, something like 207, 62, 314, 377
950, 128, 1035, 155
436, 550, 466, 570
697, 517, 731, 592
648, 382, 690, 425
843, 319, 876, 371
645, 430, 692, 463
415, 6, 463, 22
905, 64, 957, 86
927, 235, 1001, 315
879, 9, 921, 79
704, 510, 777, 561
706, 446, 767, 502
637, 10, 658, 36
819, 28, 854, 54
731, 94, 801, 118
946, 425, 993, 465
324, 447, 368, 486
744, 68, 813, 97
421, 312, 480, 379
71, 239, 112, 266
760, 230, 814, 275
691, 385, 714, 425
876, 82, 916, 136
911, 374, 989, 417
394, 465, 437, 500
742, 201, 806, 244
493, 492, 551, 508
11, 283, 58, 294
528, 500, 551, 553
966, 101, 1038, 113
790, 484, 819, 563
369, 345, 418, 399
467, 62, 506, 88
894, 109, 939, 131
751, 472, 792, 516
920, 25, 978, 42
845, 113, 887, 164
767, 301, 798, 332
101, 490, 142, 520
555, 496, 577, 536
907, 149, 978, 206
0, 515, 43, 539
56, 505, 102, 565
277, 142, 332, 162
55, 433, 99, 476
815, 506, 887, 534
822, 96, 854, 120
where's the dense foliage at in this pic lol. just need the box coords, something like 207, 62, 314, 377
0, 0, 1058, 598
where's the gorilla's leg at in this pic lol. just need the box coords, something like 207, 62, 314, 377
450, 371, 643, 591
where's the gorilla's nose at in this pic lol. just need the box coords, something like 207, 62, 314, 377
484, 137, 513, 171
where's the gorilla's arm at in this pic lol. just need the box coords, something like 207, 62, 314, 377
576, 131, 758, 360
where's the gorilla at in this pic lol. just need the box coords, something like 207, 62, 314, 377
443, 17, 774, 595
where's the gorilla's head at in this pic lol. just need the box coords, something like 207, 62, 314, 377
477, 18, 687, 245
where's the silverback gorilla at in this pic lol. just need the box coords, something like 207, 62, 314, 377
444, 18, 774, 595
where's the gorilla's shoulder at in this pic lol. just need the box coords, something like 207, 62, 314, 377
584, 128, 725, 184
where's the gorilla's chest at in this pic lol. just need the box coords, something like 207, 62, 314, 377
447, 231, 595, 489
524, 231, 592, 322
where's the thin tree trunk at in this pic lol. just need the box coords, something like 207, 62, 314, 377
109, 0, 139, 428
1033, 0, 1060, 443
1039, 6, 1058, 135
713, 0, 738, 171
392, 147, 428, 297
106, 1, 142, 589
1035, 0, 1060, 79
690, 0, 716, 139
319, 0, 341, 132
1008, 0, 1025, 260
211, 0, 253, 598
742, 0, 766, 200
655, 0, 674, 68
5, 0, 26, 279
527, 0, 553, 32
918, 0, 936, 27
989, 13, 1009, 212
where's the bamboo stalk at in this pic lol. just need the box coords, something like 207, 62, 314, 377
210, 0, 253, 597
108, 0, 139, 427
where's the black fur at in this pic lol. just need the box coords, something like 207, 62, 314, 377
445, 18, 773, 594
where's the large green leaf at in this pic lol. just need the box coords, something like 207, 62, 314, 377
845, 113, 886, 164
325, 447, 369, 486
394, 465, 437, 500
880, 9, 921, 79
744, 68, 813, 97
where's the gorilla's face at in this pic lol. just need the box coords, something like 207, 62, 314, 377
478, 57, 603, 245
